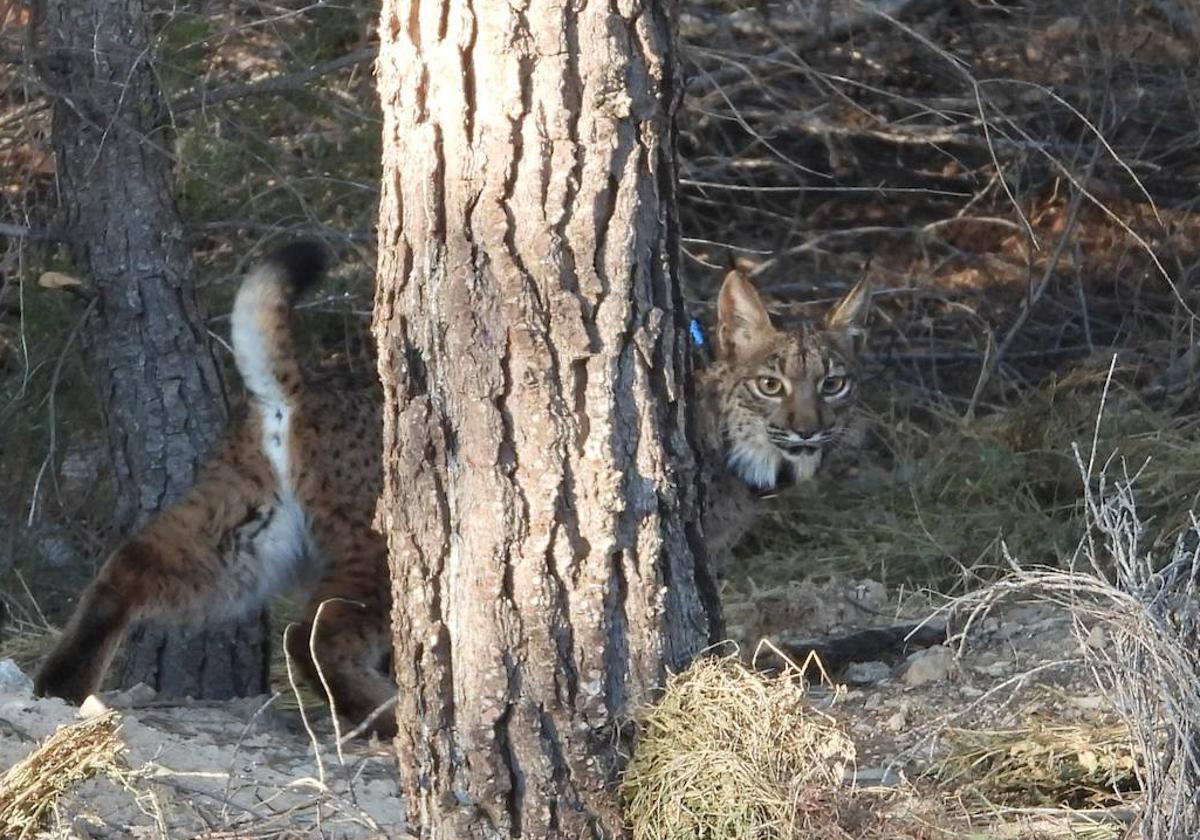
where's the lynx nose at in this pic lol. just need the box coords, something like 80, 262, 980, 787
767, 424, 828, 452
793, 430, 828, 447
785, 401, 822, 438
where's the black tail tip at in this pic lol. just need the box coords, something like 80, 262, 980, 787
265, 239, 329, 298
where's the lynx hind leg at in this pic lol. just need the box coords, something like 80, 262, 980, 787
286, 596, 395, 738
36, 496, 289, 704
35, 540, 160, 704
285, 525, 394, 738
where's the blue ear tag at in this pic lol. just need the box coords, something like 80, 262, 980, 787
688, 317, 707, 348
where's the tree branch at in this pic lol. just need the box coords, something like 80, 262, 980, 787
0, 222, 57, 240
173, 45, 378, 114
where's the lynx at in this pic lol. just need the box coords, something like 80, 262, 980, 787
35, 248, 874, 734
35, 242, 396, 737
689, 271, 941, 669
696, 269, 871, 561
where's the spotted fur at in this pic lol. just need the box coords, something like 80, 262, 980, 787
697, 270, 871, 558
36, 256, 868, 728
35, 243, 395, 737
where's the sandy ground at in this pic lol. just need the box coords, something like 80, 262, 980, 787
0, 685, 405, 838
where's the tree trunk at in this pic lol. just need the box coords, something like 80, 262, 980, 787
36, 0, 268, 698
375, 0, 720, 836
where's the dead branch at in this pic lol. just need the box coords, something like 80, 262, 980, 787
173, 45, 377, 114
965, 162, 1091, 419
684, 0, 949, 94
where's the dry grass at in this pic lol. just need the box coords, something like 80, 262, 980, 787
733, 377, 1200, 594
949, 384, 1200, 837
617, 654, 958, 839
0, 602, 58, 677
619, 655, 856, 840
931, 721, 1139, 808
0, 711, 125, 839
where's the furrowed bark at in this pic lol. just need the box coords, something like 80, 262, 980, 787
374, 0, 719, 836
36, 0, 268, 698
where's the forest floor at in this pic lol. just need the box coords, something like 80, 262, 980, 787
0, 676, 405, 838
0, 580, 1138, 838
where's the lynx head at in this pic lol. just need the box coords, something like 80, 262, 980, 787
713, 271, 871, 492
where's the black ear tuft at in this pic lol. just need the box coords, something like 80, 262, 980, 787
266, 239, 329, 299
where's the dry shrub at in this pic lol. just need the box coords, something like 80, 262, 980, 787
733, 374, 1200, 593
0, 710, 125, 839
956, 399, 1200, 837
0, 612, 58, 676
932, 722, 1139, 808
619, 654, 966, 839
619, 655, 855, 840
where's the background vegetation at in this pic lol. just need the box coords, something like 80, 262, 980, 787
4, 0, 1199, 637
3, 0, 1200, 835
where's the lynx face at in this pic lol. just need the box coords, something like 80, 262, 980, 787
712, 271, 870, 492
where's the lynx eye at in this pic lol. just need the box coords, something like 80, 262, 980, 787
755, 376, 784, 398
820, 374, 850, 399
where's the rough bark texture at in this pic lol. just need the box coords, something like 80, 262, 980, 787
36, 0, 268, 698
375, 0, 720, 836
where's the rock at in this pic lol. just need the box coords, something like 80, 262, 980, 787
848, 766, 903, 787
972, 660, 1009, 678
225, 694, 290, 730
848, 579, 887, 613
108, 682, 157, 708
902, 645, 956, 687
885, 708, 908, 732
0, 659, 32, 694
71, 814, 109, 839
844, 660, 891, 686
79, 694, 111, 719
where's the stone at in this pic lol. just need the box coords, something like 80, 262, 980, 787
844, 660, 892, 686
0, 659, 32, 694
902, 645, 956, 687
108, 682, 158, 708
79, 694, 111, 720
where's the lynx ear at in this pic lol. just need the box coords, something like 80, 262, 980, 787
717, 270, 773, 361
823, 279, 871, 352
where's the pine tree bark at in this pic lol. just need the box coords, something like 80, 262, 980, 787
375, 0, 720, 836
36, 0, 268, 698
